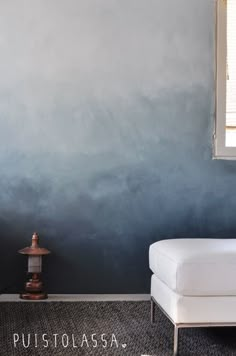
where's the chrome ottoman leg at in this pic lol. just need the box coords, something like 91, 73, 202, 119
151, 297, 155, 324
173, 325, 179, 356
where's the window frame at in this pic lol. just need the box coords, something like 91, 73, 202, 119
214, 0, 236, 159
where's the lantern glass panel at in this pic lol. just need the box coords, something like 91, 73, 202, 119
28, 256, 42, 273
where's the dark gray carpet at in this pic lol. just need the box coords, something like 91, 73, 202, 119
0, 301, 236, 355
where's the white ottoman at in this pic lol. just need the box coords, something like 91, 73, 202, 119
149, 239, 236, 355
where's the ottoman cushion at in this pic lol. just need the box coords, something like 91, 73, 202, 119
149, 238, 236, 296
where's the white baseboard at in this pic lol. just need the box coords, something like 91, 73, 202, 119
0, 294, 150, 302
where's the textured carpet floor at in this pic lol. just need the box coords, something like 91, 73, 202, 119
0, 301, 236, 355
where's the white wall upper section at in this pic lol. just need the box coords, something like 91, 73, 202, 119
0, 0, 213, 97
0, 0, 214, 155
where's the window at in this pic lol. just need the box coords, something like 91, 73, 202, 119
214, 0, 236, 158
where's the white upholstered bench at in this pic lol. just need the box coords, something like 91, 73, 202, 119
149, 239, 236, 355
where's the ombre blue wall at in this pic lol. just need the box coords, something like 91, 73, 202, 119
0, 0, 235, 294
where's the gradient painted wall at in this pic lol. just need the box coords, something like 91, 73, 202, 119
0, 0, 235, 294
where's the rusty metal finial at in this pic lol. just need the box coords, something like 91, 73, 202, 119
19, 232, 50, 256
31, 232, 39, 248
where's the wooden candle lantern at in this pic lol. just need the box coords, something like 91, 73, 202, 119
19, 232, 50, 300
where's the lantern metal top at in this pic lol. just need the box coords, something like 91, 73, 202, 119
18, 232, 50, 256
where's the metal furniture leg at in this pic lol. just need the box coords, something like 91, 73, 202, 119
151, 296, 236, 356
151, 297, 155, 324
173, 325, 179, 356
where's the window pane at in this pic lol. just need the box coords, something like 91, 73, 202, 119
226, 0, 236, 147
